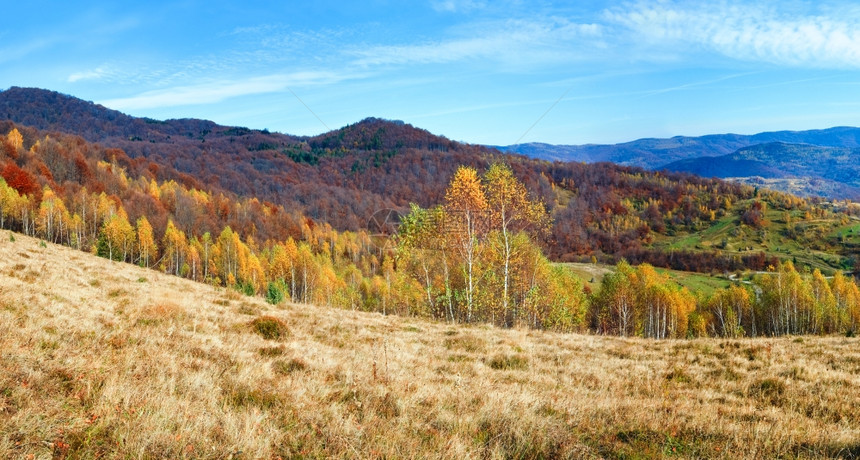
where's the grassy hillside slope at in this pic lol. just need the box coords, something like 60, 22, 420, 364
649, 199, 860, 274
1, 231, 859, 458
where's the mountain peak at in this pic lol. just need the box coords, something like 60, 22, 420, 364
355, 116, 406, 126
308, 116, 457, 152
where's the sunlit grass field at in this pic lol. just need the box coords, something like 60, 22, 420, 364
1, 231, 858, 458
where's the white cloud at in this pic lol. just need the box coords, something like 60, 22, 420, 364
99, 71, 358, 110
606, 1, 860, 68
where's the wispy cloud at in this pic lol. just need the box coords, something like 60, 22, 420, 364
633, 71, 761, 99
605, 1, 860, 69
99, 71, 360, 110
2, 9, 140, 67
228, 24, 280, 36
350, 18, 604, 67
406, 99, 549, 120
66, 46, 312, 88
67, 66, 117, 83
0, 36, 59, 65
430, 0, 486, 13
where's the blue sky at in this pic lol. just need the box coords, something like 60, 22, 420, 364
2, 1, 860, 145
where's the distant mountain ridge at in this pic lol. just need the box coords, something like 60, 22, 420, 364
498, 127, 860, 167
498, 128, 860, 199
663, 142, 860, 199
496, 126, 860, 169
665, 142, 860, 180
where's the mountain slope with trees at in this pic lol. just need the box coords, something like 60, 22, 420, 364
0, 87, 762, 269
0, 89, 859, 339
1, 87, 859, 275
2, 118, 859, 339
0, 122, 585, 331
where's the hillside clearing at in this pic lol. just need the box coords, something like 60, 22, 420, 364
1, 232, 859, 458
564, 262, 732, 297
650, 201, 857, 274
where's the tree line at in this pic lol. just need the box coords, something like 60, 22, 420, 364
592, 260, 860, 338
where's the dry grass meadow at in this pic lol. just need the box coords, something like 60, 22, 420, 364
1, 231, 859, 459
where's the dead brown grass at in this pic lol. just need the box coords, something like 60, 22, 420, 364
1, 231, 859, 458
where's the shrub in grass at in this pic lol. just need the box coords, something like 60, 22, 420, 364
487, 354, 529, 371
233, 280, 256, 296
222, 380, 280, 409
748, 378, 786, 405
266, 281, 285, 305
665, 367, 692, 384
237, 303, 260, 316
273, 357, 307, 375
443, 333, 486, 353
251, 315, 289, 340
135, 302, 185, 326
259, 345, 286, 357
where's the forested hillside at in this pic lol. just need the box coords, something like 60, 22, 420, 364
6, 87, 859, 274
2, 83, 860, 339
0, 123, 584, 330
2, 116, 860, 338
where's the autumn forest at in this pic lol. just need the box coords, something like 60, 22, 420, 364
1, 88, 860, 339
